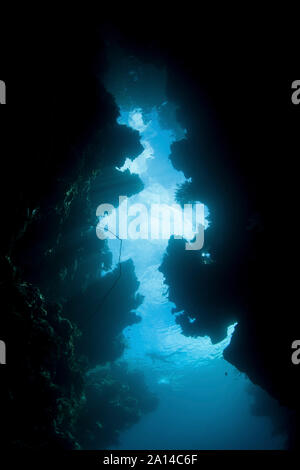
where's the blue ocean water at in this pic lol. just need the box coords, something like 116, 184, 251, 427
99, 70, 287, 449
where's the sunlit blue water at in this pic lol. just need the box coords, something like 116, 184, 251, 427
106, 109, 233, 366
100, 73, 287, 449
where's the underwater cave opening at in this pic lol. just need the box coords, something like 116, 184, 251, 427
95, 51, 288, 450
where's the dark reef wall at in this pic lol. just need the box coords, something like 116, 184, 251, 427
76, 363, 158, 450
0, 24, 155, 449
162, 79, 299, 447
159, 73, 300, 447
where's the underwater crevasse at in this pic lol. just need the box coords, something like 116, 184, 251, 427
98, 62, 287, 449
106, 107, 234, 367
